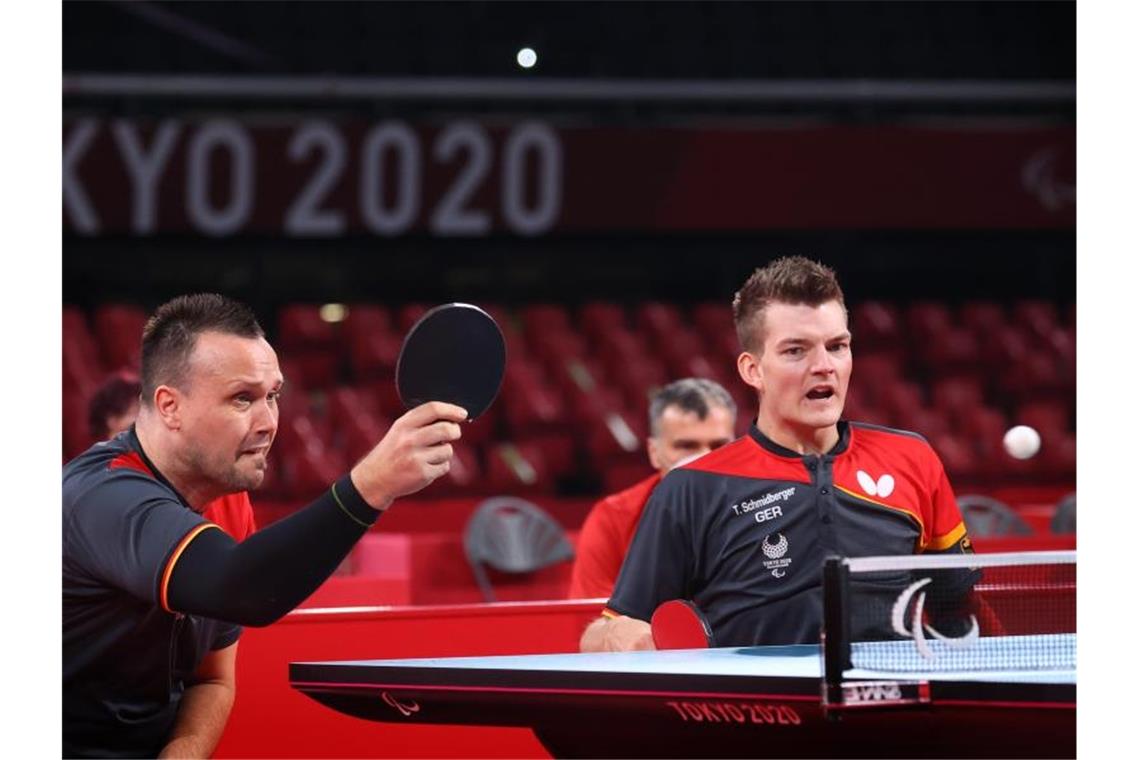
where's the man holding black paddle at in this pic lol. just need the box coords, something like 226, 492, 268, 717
62, 294, 503, 758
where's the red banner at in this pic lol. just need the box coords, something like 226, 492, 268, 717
63, 118, 1075, 236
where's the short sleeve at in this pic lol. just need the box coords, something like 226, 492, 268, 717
568, 497, 625, 599
64, 471, 212, 606
924, 448, 972, 555
606, 473, 695, 622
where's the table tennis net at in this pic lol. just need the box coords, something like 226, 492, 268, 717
823, 550, 1075, 675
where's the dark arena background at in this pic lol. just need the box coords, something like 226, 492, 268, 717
62, 3, 1076, 758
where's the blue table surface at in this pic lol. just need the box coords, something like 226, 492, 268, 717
296, 633, 1075, 685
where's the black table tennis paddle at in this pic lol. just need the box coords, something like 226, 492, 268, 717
395, 303, 506, 421
651, 599, 715, 650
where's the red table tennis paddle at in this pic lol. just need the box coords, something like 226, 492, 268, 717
651, 599, 715, 650
395, 303, 506, 421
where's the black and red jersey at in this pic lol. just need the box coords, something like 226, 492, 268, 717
606, 421, 973, 647
62, 428, 249, 758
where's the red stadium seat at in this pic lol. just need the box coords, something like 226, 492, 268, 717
549, 356, 610, 416
482, 302, 512, 327
343, 304, 401, 379
278, 353, 336, 391
256, 451, 285, 499
961, 407, 1012, 480
278, 304, 339, 352
502, 381, 568, 434
607, 355, 669, 413
358, 376, 405, 419
458, 407, 499, 447
978, 323, 1032, 366
728, 384, 754, 437
920, 327, 979, 373
93, 304, 147, 371
998, 353, 1065, 397
501, 327, 532, 364
63, 306, 88, 336
692, 301, 735, 346
1015, 400, 1071, 435
520, 303, 571, 334
636, 302, 685, 345
851, 353, 902, 409
959, 301, 1007, 337
905, 302, 953, 344
64, 306, 105, 388
276, 304, 345, 389
501, 355, 567, 430
326, 386, 383, 426
840, 383, 868, 417
1012, 300, 1060, 342
658, 328, 731, 384
662, 349, 731, 390
596, 327, 650, 375
852, 301, 903, 351
929, 432, 980, 479
396, 303, 431, 332
958, 405, 1008, 442
344, 303, 393, 335
326, 386, 389, 462
1039, 432, 1076, 479
63, 392, 93, 461
63, 336, 102, 398
1048, 327, 1076, 391
848, 404, 893, 429
345, 328, 402, 380
903, 407, 951, 441
1049, 326, 1076, 363
931, 376, 985, 417
582, 405, 646, 472
530, 330, 587, 375
288, 447, 346, 501
273, 402, 344, 499
718, 332, 742, 365
484, 441, 553, 495
991, 445, 1045, 480
579, 302, 628, 343
880, 380, 925, 422
520, 433, 578, 479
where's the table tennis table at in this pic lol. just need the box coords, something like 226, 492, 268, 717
290, 633, 1074, 758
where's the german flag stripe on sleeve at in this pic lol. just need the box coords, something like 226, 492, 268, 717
159, 523, 222, 613
927, 521, 968, 552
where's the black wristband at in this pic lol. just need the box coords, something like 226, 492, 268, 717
330, 474, 380, 528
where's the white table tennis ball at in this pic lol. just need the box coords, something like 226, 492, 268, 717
1003, 425, 1041, 460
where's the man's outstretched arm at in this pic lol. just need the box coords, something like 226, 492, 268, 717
167, 402, 466, 627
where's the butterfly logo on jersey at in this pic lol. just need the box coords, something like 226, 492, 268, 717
761, 533, 792, 578
856, 470, 895, 498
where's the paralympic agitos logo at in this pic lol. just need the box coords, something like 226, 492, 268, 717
890, 577, 979, 659
381, 691, 421, 717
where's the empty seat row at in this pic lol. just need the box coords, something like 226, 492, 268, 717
63, 300, 1076, 489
